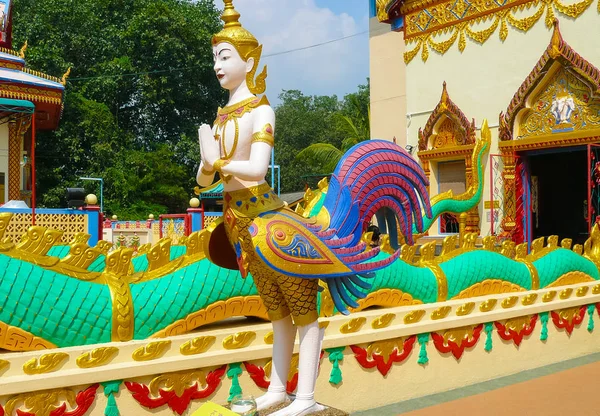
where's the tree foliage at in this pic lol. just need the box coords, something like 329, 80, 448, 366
14, 0, 225, 218
283, 80, 370, 189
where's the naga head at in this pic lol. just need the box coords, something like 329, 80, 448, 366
212, 0, 267, 94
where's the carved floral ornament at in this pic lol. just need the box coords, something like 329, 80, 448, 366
499, 20, 600, 145
418, 81, 476, 152
402, 0, 600, 64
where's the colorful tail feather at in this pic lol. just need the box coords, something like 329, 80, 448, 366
323, 140, 432, 246
310, 140, 432, 314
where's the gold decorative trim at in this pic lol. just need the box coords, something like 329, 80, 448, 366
132, 341, 171, 361
456, 302, 475, 316
76, 347, 119, 368
0, 321, 56, 351
592, 284, 600, 294
431, 305, 452, 320
576, 286, 589, 297
548, 271, 596, 287
502, 296, 519, 308
264, 331, 274, 344
23, 352, 69, 375
99, 249, 135, 342
403, 0, 597, 63
522, 293, 538, 305
152, 296, 268, 338
0, 359, 9, 374
559, 288, 573, 299
404, 309, 426, 324
149, 369, 208, 397
479, 298, 498, 312
453, 279, 526, 299
223, 331, 256, 350
543, 290, 557, 302
180, 336, 216, 356
350, 288, 423, 313
371, 313, 396, 329
340, 317, 367, 334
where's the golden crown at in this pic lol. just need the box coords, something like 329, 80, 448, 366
212, 0, 267, 94
212, 0, 259, 60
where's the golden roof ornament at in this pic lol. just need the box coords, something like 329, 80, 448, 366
212, 0, 267, 95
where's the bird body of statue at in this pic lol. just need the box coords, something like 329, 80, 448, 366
197, 2, 432, 415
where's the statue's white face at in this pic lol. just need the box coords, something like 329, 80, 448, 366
213, 42, 252, 91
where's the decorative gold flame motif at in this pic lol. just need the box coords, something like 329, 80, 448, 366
132, 341, 171, 361
521, 294, 538, 306
340, 317, 367, 334
76, 347, 118, 368
559, 288, 573, 299
263, 332, 274, 344
149, 370, 207, 397
456, 302, 475, 316
372, 313, 396, 329
23, 352, 69, 375
403, 310, 426, 324
479, 299, 497, 312
431, 306, 452, 320
180, 336, 216, 356
501, 296, 519, 308
223, 331, 256, 350
543, 291, 557, 302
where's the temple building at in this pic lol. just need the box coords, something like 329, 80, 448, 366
0, 0, 65, 206
370, 0, 600, 245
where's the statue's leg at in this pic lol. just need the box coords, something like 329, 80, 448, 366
252, 266, 295, 410
256, 314, 296, 410
269, 278, 325, 416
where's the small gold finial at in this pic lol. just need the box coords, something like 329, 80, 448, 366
549, 19, 562, 58
221, 0, 241, 28
61, 67, 71, 86
439, 81, 449, 111
19, 40, 28, 58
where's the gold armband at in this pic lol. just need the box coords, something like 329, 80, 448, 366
201, 166, 214, 175
251, 123, 275, 147
213, 158, 230, 172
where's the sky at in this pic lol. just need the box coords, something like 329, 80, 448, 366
219, 0, 370, 104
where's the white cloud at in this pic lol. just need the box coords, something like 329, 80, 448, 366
219, 0, 369, 104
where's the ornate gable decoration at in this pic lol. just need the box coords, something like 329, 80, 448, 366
402, 0, 599, 64
418, 82, 476, 151
499, 20, 600, 143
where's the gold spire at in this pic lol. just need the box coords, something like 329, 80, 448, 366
211, 0, 267, 95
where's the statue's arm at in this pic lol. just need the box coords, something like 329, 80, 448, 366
220, 106, 275, 181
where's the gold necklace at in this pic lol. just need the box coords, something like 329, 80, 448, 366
218, 118, 239, 160
219, 96, 258, 115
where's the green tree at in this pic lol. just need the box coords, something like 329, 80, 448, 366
274, 90, 345, 193
295, 80, 370, 174
13, 0, 225, 218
